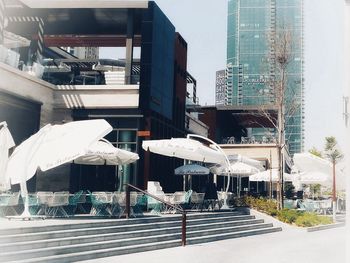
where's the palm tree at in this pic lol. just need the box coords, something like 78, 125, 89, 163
324, 137, 343, 221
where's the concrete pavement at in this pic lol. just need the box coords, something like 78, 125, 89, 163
80, 226, 346, 263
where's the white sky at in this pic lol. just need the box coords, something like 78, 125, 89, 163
100, 0, 345, 152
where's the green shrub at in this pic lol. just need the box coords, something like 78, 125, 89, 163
295, 213, 333, 227
277, 209, 303, 224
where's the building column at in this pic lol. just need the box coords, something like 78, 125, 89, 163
125, 9, 134, 84
27, 17, 44, 65
0, 0, 5, 45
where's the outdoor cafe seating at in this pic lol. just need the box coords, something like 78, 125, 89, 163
0, 192, 20, 216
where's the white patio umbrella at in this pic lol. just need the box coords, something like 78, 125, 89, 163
142, 138, 226, 164
73, 139, 139, 165
174, 164, 209, 176
175, 164, 209, 191
0, 122, 15, 191
293, 152, 337, 175
210, 161, 262, 177
249, 169, 295, 182
210, 161, 263, 197
5, 119, 112, 217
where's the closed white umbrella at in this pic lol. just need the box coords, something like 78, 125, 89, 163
73, 139, 139, 165
142, 138, 226, 164
0, 122, 15, 191
249, 169, 294, 182
5, 119, 112, 217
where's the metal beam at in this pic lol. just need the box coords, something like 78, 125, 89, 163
0, 0, 5, 44
43, 35, 142, 47
125, 9, 134, 84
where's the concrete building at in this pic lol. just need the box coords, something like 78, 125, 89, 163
226, 0, 304, 155
0, 0, 202, 193
197, 105, 292, 194
215, 69, 225, 106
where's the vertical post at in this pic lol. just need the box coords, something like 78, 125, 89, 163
125, 9, 134, 84
332, 160, 336, 222
0, 0, 4, 45
181, 212, 186, 246
269, 151, 272, 199
126, 184, 130, 219
36, 18, 44, 63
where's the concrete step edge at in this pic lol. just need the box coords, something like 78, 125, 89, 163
0, 219, 265, 249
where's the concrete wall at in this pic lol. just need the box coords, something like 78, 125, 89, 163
186, 112, 209, 137
0, 62, 55, 127
54, 85, 139, 109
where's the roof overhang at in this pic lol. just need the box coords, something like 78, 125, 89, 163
18, 0, 149, 9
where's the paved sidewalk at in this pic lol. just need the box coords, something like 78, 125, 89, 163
80, 226, 346, 263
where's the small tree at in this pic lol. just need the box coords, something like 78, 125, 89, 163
248, 27, 300, 209
309, 147, 322, 158
324, 136, 343, 221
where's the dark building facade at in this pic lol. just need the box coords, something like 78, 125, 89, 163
0, 1, 191, 193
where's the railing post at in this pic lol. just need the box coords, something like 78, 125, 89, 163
181, 212, 186, 246
126, 184, 130, 219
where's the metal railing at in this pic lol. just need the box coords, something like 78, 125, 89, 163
124, 183, 187, 246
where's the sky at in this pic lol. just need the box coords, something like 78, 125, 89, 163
100, 0, 345, 152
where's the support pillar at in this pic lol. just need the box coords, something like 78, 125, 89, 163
0, 0, 5, 45
125, 9, 134, 84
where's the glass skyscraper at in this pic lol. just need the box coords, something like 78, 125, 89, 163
226, 0, 304, 154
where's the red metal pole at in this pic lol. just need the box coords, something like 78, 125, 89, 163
126, 184, 130, 219
181, 212, 186, 246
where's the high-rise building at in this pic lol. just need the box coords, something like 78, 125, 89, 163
215, 70, 226, 105
226, 0, 304, 154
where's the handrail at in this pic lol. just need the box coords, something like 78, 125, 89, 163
124, 183, 187, 246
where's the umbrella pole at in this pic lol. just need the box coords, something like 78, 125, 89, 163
20, 180, 31, 218
183, 175, 186, 191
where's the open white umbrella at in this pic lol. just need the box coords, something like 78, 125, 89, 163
249, 169, 295, 182
73, 139, 139, 165
174, 164, 209, 175
5, 119, 112, 217
142, 138, 226, 164
293, 152, 338, 175
174, 164, 209, 191
210, 161, 262, 176
0, 122, 15, 191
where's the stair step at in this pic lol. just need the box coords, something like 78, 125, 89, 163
0, 220, 266, 251
0, 214, 254, 243
187, 227, 282, 245
0, 211, 243, 235
0, 211, 282, 263
4, 227, 281, 263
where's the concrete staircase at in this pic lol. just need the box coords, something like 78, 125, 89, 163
0, 211, 281, 263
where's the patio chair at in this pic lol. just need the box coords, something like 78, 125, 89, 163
47, 192, 70, 218
132, 192, 145, 217
191, 192, 205, 210
0, 192, 20, 217
26, 193, 41, 215
68, 190, 86, 215
283, 199, 297, 209
36, 191, 54, 215
90, 192, 113, 216
319, 199, 332, 215
147, 194, 165, 215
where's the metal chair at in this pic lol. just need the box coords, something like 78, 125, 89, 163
0, 192, 20, 216
90, 192, 113, 216
36, 191, 53, 215
47, 192, 70, 218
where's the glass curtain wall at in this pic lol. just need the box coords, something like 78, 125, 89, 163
226, 0, 304, 154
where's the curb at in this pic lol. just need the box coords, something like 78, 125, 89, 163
306, 222, 346, 232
